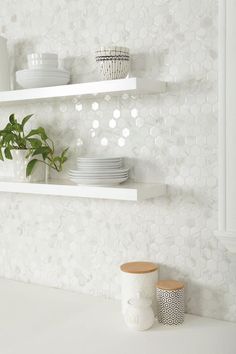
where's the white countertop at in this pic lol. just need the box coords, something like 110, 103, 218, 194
0, 278, 235, 354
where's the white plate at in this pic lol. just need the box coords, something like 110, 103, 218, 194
77, 166, 123, 170
69, 173, 128, 177
77, 163, 123, 168
69, 172, 129, 178
77, 157, 122, 161
69, 177, 128, 185
77, 161, 122, 164
76, 165, 122, 170
69, 176, 128, 180
77, 157, 123, 162
77, 161, 122, 165
68, 172, 128, 178
69, 168, 129, 174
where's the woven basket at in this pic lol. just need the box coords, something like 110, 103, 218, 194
95, 46, 130, 80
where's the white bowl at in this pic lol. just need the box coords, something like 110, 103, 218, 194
27, 53, 58, 60
17, 69, 69, 78
28, 59, 58, 69
27, 53, 58, 69
16, 76, 70, 88
16, 69, 70, 88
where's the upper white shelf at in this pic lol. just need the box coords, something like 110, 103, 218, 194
0, 78, 166, 103
0, 179, 166, 201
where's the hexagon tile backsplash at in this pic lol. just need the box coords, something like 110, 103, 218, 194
0, 0, 236, 322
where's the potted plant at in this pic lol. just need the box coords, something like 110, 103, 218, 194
0, 113, 68, 182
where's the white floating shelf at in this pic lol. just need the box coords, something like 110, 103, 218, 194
0, 78, 166, 103
0, 179, 166, 201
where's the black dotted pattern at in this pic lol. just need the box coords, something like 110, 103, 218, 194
156, 288, 184, 325
96, 55, 129, 61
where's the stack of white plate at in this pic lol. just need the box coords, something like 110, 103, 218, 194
16, 53, 70, 89
68, 157, 129, 185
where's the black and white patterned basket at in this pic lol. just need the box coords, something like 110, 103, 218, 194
156, 280, 185, 325
95, 46, 130, 80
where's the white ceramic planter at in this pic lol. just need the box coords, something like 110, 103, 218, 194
4, 150, 46, 182
0, 36, 10, 91
120, 262, 159, 316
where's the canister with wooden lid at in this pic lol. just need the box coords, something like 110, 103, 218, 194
120, 261, 159, 315
156, 279, 185, 325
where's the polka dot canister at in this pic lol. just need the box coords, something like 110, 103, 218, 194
120, 261, 159, 316
156, 280, 185, 325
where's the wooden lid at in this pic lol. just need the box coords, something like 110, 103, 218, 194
156, 280, 184, 291
120, 261, 158, 274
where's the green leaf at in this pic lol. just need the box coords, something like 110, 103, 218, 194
53, 157, 61, 163
12, 123, 23, 133
61, 156, 68, 164
0, 148, 3, 161
37, 127, 48, 140
9, 114, 16, 125
26, 159, 38, 177
4, 147, 12, 159
22, 114, 33, 127
32, 146, 51, 159
25, 149, 33, 159
3, 123, 14, 133
3, 134, 13, 144
26, 127, 48, 140
25, 129, 38, 138
27, 138, 42, 149
61, 147, 69, 158
59, 147, 69, 164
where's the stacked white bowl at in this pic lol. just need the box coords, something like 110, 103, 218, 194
16, 53, 70, 89
28, 53, 58, 69
68, 157, 129, 186
95, 46, 130, 80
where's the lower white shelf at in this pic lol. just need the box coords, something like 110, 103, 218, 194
0, 179, 166, 201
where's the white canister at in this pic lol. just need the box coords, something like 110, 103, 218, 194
120, 261, 159, 315
124, 296, 154, 331
0, 36, 10, 91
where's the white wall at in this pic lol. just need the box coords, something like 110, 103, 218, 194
0, 0, 235, 322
